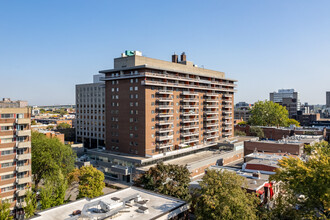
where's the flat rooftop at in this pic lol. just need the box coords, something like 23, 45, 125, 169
33, 187, 188, 220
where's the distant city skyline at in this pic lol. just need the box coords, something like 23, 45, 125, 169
1, 0, 329, 105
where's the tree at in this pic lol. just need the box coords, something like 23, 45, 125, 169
68, 165, 105, 199
0, 199, 12, 220
24, 189, 37, 218
134, 163, 191, 201
40, 176, 67, 210
31, 131, 76, 188
237, 121, 247, 126
286, 118, 300, 127
194, 169, 259, 220
56, 122, 71, 129
249, 126, 265, 139
271, 141, 330, 218
249, 101, 289, 127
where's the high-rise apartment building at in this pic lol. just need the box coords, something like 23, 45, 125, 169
100, 51, 236, 157
0, 99, 32, 217
270, 89, 300, 118
326, 91, 330, 108
75, 74, 105, 148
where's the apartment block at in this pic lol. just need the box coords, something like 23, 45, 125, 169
270, 89, 300, 118
76, 74, 105, 148
100, 51, 237, 157
326, 91, 330, 108
0, 99, 32, 217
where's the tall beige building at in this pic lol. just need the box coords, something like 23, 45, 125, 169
100, 51, 236, 157
0, 99, 32, 217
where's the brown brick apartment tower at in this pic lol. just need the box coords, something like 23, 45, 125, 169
100, 51, 237, 157
0, 99, 32, 217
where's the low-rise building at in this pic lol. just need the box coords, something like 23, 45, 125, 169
33, 187, 189, 220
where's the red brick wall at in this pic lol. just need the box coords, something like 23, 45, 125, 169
244, 141, 303, 156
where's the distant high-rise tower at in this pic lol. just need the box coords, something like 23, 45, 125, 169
326, 91, 330, 108
270, 89, 300, 118
75, 74, 105, 148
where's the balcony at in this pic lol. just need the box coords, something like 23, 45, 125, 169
156, 120, 173, 125
17, 141, 31, 148
204, 123, 218, 127
16, 154, 31, 161
204, 129, 219, 133
17, 176, 32, 185
204, 117, 219, 121
181, 125, 199, 130
223, 94, 232, 98
181, 132, 199, 137
157, 98, 173, 102
17, 118, 30, 124
16, 130, 31, 137
156, 129, 173, 134
17, 165, 31, 173
222, 100, 232, 103
157, 113, 173, 118
223, 131, 232, 136
204, 105, 219, 109
156, 143, 173, 149
181, 99, 199, 102
223, 127, 233, 131
182, 91, 198, 96
204, 111, 219, 115
223, 121, 232, 125
181, 138, 199, 145
181, 118, 199, 123
181, 112, 199, 116
223, 116, 233, 120
157, 90, 173, 94
157, 105, 173, 110
205, 135, 219, 140
181, 105, 199, 109
16, 189, 27, 197
204, 99, 218, 102
156, 135, 173, 141
205, 93, 218, 97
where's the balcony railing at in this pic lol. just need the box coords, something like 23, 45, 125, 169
157, 98, 173, 102
181, 119, 199, 123
156, 120, 174, 125
156, 135, 174, 141
182, 91, 198, 96
204, 123, 218, 127
157, 105, 173, 110
157, 113, 173, 118
204, 93, 218, 97
181, 132, 199, 137
16, 165, 31, 173
16, 176, 32, 185
17, 118, 30, 124
157, 90, 173, 94
16, 141, 31, 149
204, 117, 219, 121
181, 125, 199, 130
204, 111, 219, 115
16, 154, 31, 161
181, 138, 199, 145
181, 105, 199, 109
156, 129, 173, 134
204, 129, 219, 133
16, 130, 31, 137
181, 99, 199, 102
156, 143, 173, 149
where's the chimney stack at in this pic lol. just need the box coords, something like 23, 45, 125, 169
172, 53, 178, 63
181, 52, 186, 62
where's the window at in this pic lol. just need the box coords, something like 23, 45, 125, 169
135, 78, 138, 83
151, 110, 155, 114
151, 134, 154, 138
130, 87, 133, 91
134, 86, 138, 91
135, 102, 138, 106
135, 94, 138, 99
130, 133, 134, 138
1, 174, 14, 180
17, 114, 24, 119
130, 79, 134, 83
1, 162, 14, 168
1, 150, 14, 155
151, 94, 154, 98
1, 114, 13, 119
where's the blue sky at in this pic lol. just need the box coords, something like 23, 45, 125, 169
1, 0, 329, 105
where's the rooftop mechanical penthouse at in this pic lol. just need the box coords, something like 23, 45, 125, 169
100, 51, 237, 157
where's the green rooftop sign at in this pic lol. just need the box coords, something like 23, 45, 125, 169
125, 50, 135, 56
